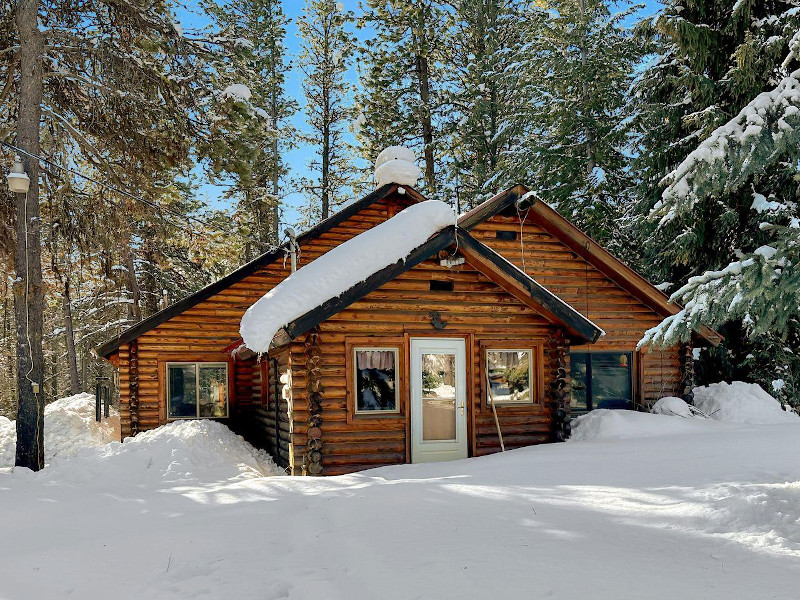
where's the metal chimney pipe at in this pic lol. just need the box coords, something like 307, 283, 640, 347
284, 227, 297, 273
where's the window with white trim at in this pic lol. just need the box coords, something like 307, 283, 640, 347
354, 348, 399, 414
486, 349, 533, 404
167, 362, 229, 419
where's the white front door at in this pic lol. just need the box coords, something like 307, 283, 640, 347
410, 338, 468, 463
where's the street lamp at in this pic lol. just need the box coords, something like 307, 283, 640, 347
6, 155, 30, 194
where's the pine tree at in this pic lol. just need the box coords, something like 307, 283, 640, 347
357, 0, 449, 195
636, 1, 800, 405
206, 0, 297, 257
297, 0, 357, 224
0, 0, 258, 423
503, 0, 643, 245
444, 0, 526, 211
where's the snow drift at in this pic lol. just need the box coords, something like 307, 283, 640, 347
570, 408, 718, 441
0, 392, 119, 466
240, 200, 456, 353
651, 396, 694, 417
693, 381, 798, 424
42, 419, 282, 486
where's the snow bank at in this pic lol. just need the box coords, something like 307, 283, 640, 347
45, 420, 282, 486
693, 381, 798, 424
651, 396, 693, 417
241, 200, 456, 353
570, 408, 716, 441
0, 392, 120, 466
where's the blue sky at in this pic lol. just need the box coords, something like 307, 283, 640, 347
183, 0, 662, 230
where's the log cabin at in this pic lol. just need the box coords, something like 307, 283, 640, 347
97, 159, 721, 476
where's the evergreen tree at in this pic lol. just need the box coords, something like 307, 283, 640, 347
206, 0, 297, 258
636, 1, 800, 405
0, 0, 257, 422
503, 0, 642, 245
357, 0, 449, 195
444, 0, 526, 211
297, 0, 357, 224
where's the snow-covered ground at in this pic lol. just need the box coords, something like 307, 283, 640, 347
0, 386, 798, 599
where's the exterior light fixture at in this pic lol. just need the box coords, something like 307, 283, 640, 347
6, 155, 30, 194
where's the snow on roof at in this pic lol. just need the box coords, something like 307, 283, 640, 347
240, 200, 456, 353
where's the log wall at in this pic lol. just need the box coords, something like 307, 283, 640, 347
230, 348, 292, 471
287, 256, 561, 476
471, 214, 683, 406
110, 192, 418, 460
109, 189, 684, 476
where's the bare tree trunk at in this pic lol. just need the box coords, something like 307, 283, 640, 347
578, 0, 595, 174
270, 99, 280, 244
321, 16, 331, 220
413, 7, 435, 194
62, 276, 80, 395
124, 244, 142, 322
14, 0, 45, 470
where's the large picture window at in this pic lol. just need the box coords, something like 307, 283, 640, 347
486, 349, 533, 404
570, 352, 633, 412
167, 362, 229, 419
354, 348, 399, 414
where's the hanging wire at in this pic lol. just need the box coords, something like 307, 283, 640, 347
516, 202, 531, 273
1, 139, 216, 231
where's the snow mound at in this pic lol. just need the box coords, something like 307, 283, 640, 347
692, 381, 798, 424
44, 420, 282, 486
571, 409, 716, 441
374, 145, 421, 187
241, 200, 455, 353
651, 396, 693, 417
0, 392, 120, 467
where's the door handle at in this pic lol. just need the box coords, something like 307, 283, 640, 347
459, 401, 465, 415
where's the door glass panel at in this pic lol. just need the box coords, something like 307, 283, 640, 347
421, 353, 457, 441
168, 364, 197, 418
198, 365, 228, 417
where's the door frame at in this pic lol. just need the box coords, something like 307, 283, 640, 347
409, 336, 469, 463
403, 332, 474, 463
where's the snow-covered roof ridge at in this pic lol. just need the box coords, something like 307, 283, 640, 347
240, 200, 456, 353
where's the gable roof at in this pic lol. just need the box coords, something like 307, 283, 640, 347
95, 183, 426, 358
459, 184, 722, 346
241, 226, 602, 351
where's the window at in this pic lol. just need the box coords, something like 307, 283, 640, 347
486, 349, 533, 404
354, 348, 399, 414
167, 362, 229, 419
570, 352, 633, 412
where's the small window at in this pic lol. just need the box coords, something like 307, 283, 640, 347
167, 362, 229, 419
430, 280, 454, 291
486, 349, 532, 404
354, 348, 399, 414
496, 230, 518, 241
570, 352, 632, 412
